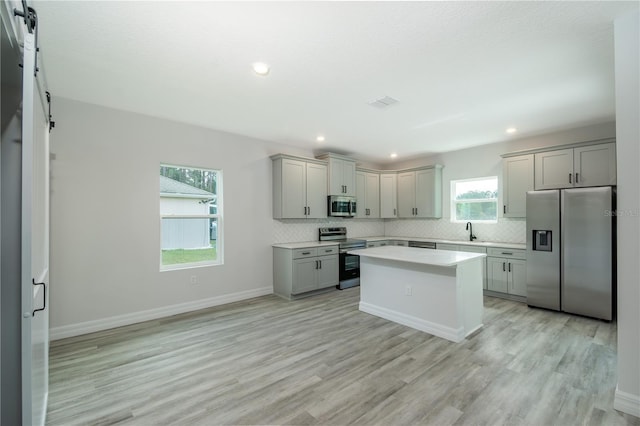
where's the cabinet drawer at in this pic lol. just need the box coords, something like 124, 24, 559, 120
317, 246, 338, 256
487, 248, 525, 259
293, 248, 318, 259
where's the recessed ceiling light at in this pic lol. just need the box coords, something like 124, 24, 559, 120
316, 135, 325, 142
252, 62, 270, 76
390, 153, 398, 158
506, 127, 517, 134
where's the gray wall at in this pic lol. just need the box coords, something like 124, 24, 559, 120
49, 97, 312, 336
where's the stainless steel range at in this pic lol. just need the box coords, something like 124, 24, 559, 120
318, 227, 366, 289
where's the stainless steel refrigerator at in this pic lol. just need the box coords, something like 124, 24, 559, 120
526, 187, 615, 320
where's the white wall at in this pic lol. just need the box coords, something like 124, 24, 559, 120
49, 97, 313, 337
383, 122, 616, 243
614, 9, 640, 417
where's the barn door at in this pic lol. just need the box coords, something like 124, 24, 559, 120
21, 29, 50, 426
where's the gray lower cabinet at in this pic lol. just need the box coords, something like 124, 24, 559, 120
486, 248, 526, 297
274, 246, 339, 298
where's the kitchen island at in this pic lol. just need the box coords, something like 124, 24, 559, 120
349, 246, 486, 343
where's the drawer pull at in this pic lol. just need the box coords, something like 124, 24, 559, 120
302, 251, 311, 255
324, 249, 332, 253
501, 252, 513, 255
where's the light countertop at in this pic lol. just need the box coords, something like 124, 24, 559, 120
350, 246, 487, 267
362, 236, 525, 250
272, 241, 339, 249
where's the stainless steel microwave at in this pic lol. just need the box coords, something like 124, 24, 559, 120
328, 195, 356, 217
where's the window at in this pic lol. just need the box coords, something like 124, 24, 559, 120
160, 164, 222, 270
451, 176, 498, 223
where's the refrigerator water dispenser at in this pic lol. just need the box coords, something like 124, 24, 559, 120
533, 230, 552, 251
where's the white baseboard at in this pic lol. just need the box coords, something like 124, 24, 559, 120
50, 286, 273, 341
359, 301, 465, 343
614, 386, 640, 418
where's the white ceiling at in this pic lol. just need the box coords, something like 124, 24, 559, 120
34, 1, 639, 164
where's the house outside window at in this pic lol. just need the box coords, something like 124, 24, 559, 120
451, 176, 498, 223
160, 164, 222, 270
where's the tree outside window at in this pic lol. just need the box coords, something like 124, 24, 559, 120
451, 177, 498, 222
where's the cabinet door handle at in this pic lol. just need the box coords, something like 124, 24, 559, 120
503, 205, 506, 214
575, 173, 579, 183
503, 262, 506, 272
319, 260, 322, 269
393, 208, 396, 216
308, 206, 311, 215
415, 207, 418, 216
315, 260, 319, 269
569, 173, 572, 184
508, 263, 511, 272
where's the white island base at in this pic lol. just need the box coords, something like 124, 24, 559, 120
352, 246, 486, 343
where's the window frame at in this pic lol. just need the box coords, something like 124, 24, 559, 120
159, 163, 223, 271
450, 176, 498, 224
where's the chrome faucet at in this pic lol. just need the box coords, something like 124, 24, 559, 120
466, 222, 477, 241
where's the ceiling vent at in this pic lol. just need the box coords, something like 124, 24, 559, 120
368, 96, 398, 109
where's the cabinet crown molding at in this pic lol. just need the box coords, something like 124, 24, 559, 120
501, 137, 616, 158
270, 153, 327, 165
315, 152, 356, 162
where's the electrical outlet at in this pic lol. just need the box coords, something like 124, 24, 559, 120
190, 275, 198, 284
405, 285, 412, 296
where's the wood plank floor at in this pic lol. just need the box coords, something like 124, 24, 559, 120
47, 288, 639, 425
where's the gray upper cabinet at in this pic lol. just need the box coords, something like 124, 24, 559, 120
272, 155, 327, 219
380, 173, 397, 218
318, 153, 356, 196
534, 142, 616, 190
574, 143, 616, 187
397, 166, 443, 218
502, 154, 534, 217
355, 169, 380, 218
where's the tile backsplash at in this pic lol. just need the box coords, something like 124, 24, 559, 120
273, 219, 384, 243
384, 218, 526, 243
272, 217, 525, 244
